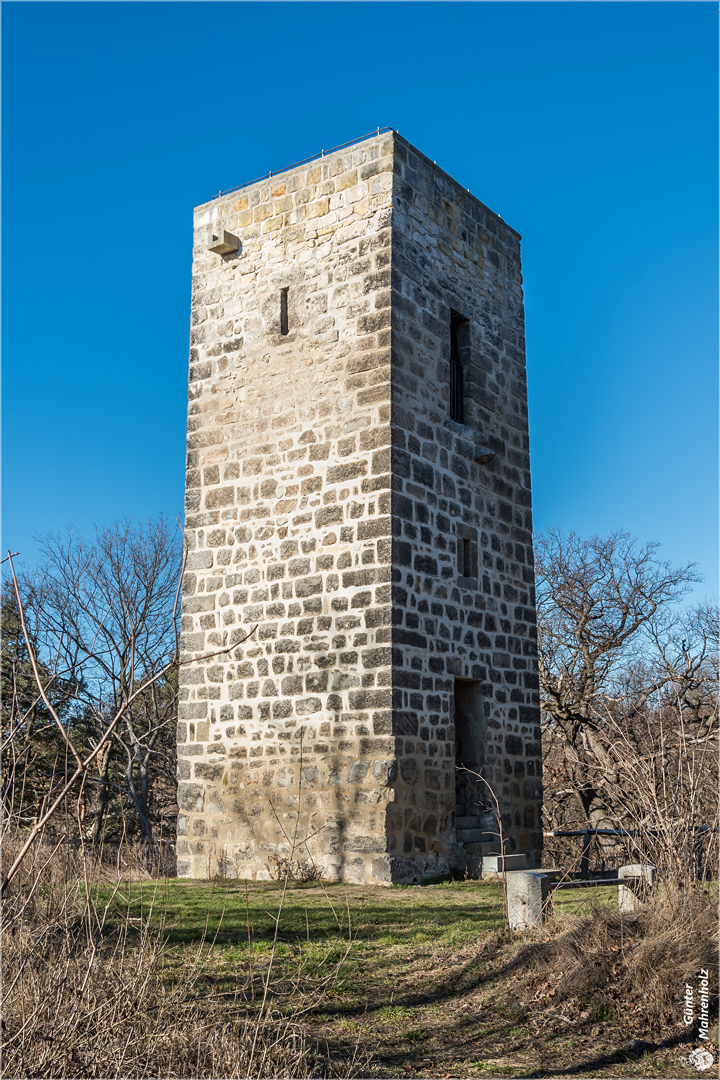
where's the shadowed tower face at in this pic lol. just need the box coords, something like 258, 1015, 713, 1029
176, 131, 543, 885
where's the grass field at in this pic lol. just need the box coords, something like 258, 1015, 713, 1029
95, 876, 711, 1078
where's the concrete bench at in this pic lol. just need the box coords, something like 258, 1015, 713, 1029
505, 864, 656, 930
480, 853, 527, 877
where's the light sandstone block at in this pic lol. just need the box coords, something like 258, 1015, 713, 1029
483, 854, 527, 873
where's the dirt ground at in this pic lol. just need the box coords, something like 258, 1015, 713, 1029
304, 926, 715, 1078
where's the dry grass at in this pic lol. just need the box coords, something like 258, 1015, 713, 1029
0, 832, 175, 888
2, 823, 717, 1079
514, 883, 718, 1027
2, 924, 322, 1077
0, 836, 362, 1079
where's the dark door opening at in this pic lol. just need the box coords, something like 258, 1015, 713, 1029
453, 679, 485, 817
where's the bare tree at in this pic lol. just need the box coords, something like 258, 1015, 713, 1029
20, 518, 183, 844
535, 529, 717, 870
1, 520, 255, 894
1, 585, 83, 825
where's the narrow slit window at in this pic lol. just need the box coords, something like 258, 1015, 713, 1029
462, 538, 471, 577
457, 527, 478, 580
280, 288, 289, 336
450, 311, 468, 423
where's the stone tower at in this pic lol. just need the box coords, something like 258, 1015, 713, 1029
176, 130, 543, 885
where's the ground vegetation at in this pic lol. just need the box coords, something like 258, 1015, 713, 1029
2, 523, 717, 1078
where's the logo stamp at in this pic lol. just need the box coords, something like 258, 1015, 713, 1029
680, 1047, 715, 1072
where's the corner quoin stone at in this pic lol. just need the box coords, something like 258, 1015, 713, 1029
176, 131, 543, 885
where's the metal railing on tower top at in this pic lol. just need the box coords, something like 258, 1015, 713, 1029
211, 127, 395, 201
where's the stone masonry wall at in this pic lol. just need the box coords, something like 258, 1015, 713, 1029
177, 131, 542, 884
385, 136, 543, 875
177, 133, 399, 883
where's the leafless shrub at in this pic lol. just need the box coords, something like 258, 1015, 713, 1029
456, 766, 509, 920
267, 854, 321, 884
0, 539, 258, 896
5, 520, 184, 848
263, 737, 326, 887
1, 534, 362, 1078
583, 699, 719, 885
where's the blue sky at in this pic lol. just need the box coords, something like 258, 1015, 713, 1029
3, 1, 717, 601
